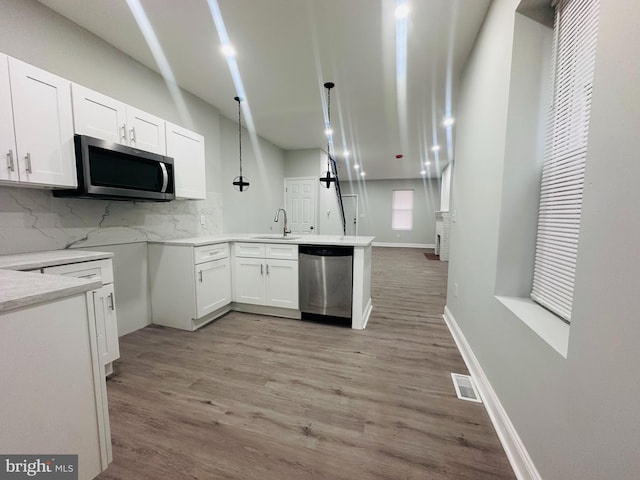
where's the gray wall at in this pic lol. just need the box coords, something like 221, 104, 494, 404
221, 116, 285, 233
342, 178, 439, 245
447, 0, 640, 478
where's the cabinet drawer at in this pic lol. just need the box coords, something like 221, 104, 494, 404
42, 259, 113, 284
266, 243, 298, 260
194, 243, 229, 264
235, 242, 266, 258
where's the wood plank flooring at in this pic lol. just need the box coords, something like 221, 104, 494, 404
97, 247, 515, 479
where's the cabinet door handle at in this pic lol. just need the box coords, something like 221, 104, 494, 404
130, 126, 136, 145
78, 273, 98, 279
6, 150, 14, 172
266, 264, 269, 275
120, 124, 127, 143
108, 292, 115, 310
199, 270, 203, 282
25, 153, 32, 173
260, 264, 263, 275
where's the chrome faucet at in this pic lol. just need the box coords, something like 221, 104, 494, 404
274, 208, 291, 237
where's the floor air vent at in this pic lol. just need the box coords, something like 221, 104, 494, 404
451, 373, 482, 403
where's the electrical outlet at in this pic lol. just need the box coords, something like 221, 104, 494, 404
454, 282, 459, 298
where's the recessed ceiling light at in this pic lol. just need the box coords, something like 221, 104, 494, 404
395, 4, 410, 19
343, 150, 350, 157
425, 160, 432, 166
354, 164, 360, 170
431, 145, 440, 152
443, 117, 455, 127
360, 171, 366, 177
221, 44, 236, 57
420, 170, 427, 175
324, 128, 333, 136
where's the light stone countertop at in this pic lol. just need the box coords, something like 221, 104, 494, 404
0, 249, 113, 314
0, 234, 374, 313
0, 269, 102, 313
149, 234, 375, 247
0, 249, 113, 271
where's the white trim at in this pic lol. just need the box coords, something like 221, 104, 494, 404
353, 298, 373, 330
372, 242, 435, 249
443, 306, 542, 480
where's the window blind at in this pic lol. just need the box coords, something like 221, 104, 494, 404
392, 189, 414, 230
531, 0, 600, 322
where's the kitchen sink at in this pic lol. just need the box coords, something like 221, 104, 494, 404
250, 234, 301, 240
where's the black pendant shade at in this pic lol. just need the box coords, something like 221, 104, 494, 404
233, 96, 250, 192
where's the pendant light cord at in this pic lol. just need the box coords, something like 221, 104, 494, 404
325, 82, 334, 170
236, 97, 243, 178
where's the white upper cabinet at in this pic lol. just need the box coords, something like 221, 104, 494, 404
4, 57, 76, 188
72, 84, 166, 155
72, 84, 127, 144
166, 121, 206, 200
0, 53, 17, 183
126, 106, 166, 155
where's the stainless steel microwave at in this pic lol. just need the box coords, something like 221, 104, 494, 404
54, 135, 175, 202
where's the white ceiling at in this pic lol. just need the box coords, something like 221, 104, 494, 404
39, 0, 490, 180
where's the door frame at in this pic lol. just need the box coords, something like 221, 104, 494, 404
284, 176, 318, 235
341, 193, 359, 236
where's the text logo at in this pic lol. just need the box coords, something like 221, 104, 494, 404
0, 455, 77, 480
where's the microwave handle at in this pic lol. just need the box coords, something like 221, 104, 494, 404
159, 162, 169, 193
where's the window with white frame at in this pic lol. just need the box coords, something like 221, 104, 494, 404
392, 189, 414, 230
531, 0, 600, 322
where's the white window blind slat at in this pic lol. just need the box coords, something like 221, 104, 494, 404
531, 0, 600, 323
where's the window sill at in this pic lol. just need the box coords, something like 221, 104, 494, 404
495, 295, 569, 358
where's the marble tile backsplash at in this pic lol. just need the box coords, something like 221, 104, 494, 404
0, 186, 223, 254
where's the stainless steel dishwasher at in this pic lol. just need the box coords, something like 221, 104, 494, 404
299, 245, 353, 319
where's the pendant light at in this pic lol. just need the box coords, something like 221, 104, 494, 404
320, 81, 336, 188
232, 96, 250, 192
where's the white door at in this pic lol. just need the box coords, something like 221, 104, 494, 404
126, 106, 166, 155
166, 122, 206, 200
342, 194, 358, 236
195, 258, 231, 317
9, 57, 76, 187
92, 284, 120, 365
72, 83, 127, 144
285, 177, 317, 234
0, 54, 18, 182
265, 259, 299, 309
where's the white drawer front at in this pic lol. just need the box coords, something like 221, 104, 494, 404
266, 243, 298, 260
194, 243, 229, 264
42, 258, 114, 284
235, 242, 266, 258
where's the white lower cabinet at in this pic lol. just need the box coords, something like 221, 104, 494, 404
148, 243, 231, 331
0, 294, 112, 477
196, 257, 231, 318
233, 243, 298, 309
92, 283, 120, 365
42, 258, 120, 374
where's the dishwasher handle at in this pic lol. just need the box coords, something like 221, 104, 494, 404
298, 245, 353, 257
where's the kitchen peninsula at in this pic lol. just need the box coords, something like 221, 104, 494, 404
148, 234, 374, 331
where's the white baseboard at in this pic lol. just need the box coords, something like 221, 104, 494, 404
443, 306, 541, 480
372, 242, 435, 249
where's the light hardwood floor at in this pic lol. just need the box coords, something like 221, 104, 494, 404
98, 247, 515, 479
